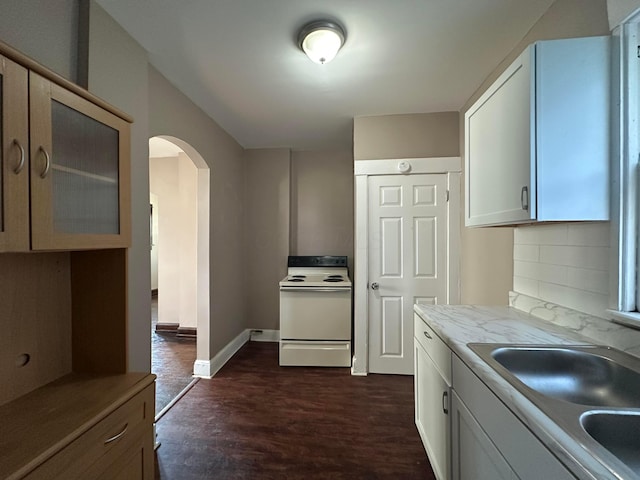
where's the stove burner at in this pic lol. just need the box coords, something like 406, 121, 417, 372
292, 275, 306, 278
326, 275, 343, 278
288, 278, 305, 282
323, 278, 344, 283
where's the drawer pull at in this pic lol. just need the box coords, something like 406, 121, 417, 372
423, 330, 432, 340
104, 423, 128, 445
442, 391, 449, 415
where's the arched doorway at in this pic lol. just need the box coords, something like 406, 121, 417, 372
148, 136, 210, 417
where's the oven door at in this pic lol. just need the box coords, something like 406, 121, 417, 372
279, 286, 351, 340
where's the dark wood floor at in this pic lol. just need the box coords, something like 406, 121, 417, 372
154, 342, 434, 479
152, 297, 197, 415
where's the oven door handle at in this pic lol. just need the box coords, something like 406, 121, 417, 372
280, 287, 350, 292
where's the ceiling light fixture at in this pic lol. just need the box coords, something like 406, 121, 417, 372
297, 21, 346, 65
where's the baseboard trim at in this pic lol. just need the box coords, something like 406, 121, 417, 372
177, 326, 197, 338
155, 322, 179, 333
250, 329, 279, 342
193, 329, 251, 379
155, 323, 196, 338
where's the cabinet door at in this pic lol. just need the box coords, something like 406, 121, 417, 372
465, 45, 536, 227
415, 341, 450, 480
451, 391, 515, 480
0, 55, 29, 251
29, 72, 131, 250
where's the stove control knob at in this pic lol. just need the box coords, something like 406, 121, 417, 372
371, 282, 379, 290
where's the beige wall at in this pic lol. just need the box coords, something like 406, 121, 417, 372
87, 1, 152, 371
0, 0, 79, 82
244, 149, 290, 331
149, 154, 198, 329
291, 150, 355, 270
147, 65, 246, 358
353, 112, 459, 160
458, 0, 610, 305
608, 0, 640, 27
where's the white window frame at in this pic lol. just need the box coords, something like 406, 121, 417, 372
610, 12, 640, 327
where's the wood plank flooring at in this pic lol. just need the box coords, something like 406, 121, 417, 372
154, 341, 435, 479
152, 297, 196, 415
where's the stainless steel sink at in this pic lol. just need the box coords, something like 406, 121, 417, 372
581, 411, 640, 474
489, 346, 640, 407
468, 343, 640, 479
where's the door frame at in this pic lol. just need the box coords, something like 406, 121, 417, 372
352, 157, 461, 375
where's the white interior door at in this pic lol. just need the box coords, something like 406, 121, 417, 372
368, 174, 449, 374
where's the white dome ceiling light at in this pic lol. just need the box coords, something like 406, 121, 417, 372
297, 21, 346, 65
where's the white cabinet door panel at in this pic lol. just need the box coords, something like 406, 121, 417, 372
451, 391, 515, 480
465, 46, 534, 227
415, 341, 450, 480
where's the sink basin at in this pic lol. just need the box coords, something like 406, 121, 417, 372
468, 343, 640, 478
489, 346, 640, 407
581, 411, 640, 475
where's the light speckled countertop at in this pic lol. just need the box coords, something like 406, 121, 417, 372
414, 303, 636, 480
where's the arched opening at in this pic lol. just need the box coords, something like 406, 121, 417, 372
148, 136, 210, 418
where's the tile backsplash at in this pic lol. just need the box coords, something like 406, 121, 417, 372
513, 223, 611, 319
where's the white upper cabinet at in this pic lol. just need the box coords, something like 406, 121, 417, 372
465, 36, 610, 227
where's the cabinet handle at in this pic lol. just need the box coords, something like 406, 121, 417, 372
423, 330, 432, 340
12, 139, 25, 174
521, 186, 529, 211
442, 391, 449, 415
370, 282, 379, 290
39, 146, 51, 179
104, 423, 128, 445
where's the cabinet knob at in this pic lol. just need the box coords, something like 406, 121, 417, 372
370, 282, 379, 290
521, 186, 529, 211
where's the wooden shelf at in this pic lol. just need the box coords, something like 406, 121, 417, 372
0, 372, 155, 478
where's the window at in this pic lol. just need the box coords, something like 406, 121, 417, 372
610, 15, 640, 326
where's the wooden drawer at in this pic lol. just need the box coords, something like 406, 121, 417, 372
24, 383, 154, 480
414, 313, 451, 384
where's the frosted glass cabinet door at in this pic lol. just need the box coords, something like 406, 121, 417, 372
0, 55, 29, 252
29, 72, 131, 250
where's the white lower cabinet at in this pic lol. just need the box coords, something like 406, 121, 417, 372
451, 391, 515, 480
414, 314, 575, 480
415, 341, 450, 480
451, 355, 575, 480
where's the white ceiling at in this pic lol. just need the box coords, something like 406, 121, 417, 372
97, 0, 555, 151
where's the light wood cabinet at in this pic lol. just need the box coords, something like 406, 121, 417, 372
464, 36, 610, 227
29, 72, 131, 250
0, 53, 131, 252
0, 41, 152, 479
6, 375, 155, 480
0, 54, 29, 251
414, 314, 451, 480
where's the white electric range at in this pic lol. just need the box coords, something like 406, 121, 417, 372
279, 256, 352, 367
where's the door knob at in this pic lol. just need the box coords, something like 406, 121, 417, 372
371, 282, 379, 290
